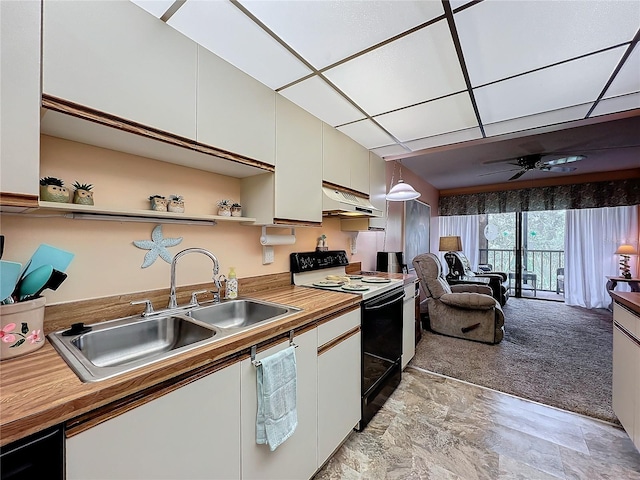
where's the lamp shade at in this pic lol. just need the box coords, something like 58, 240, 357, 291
439, 236, 462, 252
615, 244, 638, 255
385, 180, 420, 201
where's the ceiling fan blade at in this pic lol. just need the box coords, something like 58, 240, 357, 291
540, 166, 578, 173
508, 169, 528, 181
543, 155, 585, 166
478, 167, 521, 177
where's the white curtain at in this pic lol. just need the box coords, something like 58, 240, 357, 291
565, 205, 638, 309
438, 215, 481, 270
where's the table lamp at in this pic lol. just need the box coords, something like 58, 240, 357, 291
615, 244, 637, 279
439, 236, 463, 278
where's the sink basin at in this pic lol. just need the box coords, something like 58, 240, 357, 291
49, 315, 219, 382
187, 298, 300, 330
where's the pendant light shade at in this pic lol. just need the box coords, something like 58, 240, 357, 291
385, 161, 420, 202
386, 180, 420, 201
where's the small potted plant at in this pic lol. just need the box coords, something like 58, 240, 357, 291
168, 195, 185, 213
72, 181, 94, 205
217, 199, 232, 216
231, 202, 242, 217
149, 195, 167, 212
40, 177, 70, 203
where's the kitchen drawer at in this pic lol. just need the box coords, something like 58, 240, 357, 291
614, 301, 639, 338
318, 308, 360, 346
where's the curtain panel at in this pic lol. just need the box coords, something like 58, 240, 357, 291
439, 178, 640, 216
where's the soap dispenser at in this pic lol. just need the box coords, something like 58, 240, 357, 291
226, 267, 238, 299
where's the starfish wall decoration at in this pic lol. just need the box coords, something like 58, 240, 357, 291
133, 225, 183, 268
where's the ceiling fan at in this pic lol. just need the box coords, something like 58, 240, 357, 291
481, 153, 586, 181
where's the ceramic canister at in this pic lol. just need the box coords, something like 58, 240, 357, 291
0, 296, 46, 360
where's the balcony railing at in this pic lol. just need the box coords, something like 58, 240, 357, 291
479, 248, 565, 293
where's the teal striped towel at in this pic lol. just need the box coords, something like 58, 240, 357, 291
256, 345, 298, 451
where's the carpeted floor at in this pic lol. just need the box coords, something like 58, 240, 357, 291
410, 297, 618, 424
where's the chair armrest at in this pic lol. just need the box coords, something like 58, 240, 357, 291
440, 292, 496, 310
450, 284, 493, 296
474, 272, 508, 282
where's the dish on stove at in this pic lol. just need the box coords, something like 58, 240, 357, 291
347, 275, 363, 280
342, 284, 370, 291
361, 277, 391, 283
313, 281, 343, 287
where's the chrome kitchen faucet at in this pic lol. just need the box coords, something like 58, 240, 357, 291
168, 248, 222, 309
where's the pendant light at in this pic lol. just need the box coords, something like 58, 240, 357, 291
386, 160, 420, 201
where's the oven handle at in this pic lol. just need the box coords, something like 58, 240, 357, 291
365, 292, 405, 310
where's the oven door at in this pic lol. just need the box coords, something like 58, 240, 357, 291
360, 286, 404, 429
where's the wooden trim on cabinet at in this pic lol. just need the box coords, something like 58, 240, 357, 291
614, 321, 640, 348
322, 181, 370, 199
273, 218, 323, 228
317, 326, 360, 356
0, 192, 39, 209
41, 94, 275, 173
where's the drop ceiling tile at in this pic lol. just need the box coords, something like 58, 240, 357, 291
324, 20, 466, 116
604, 46, 640, 99
455, 0, 640, 86
167, 0, 311, 89
591, 92, 640, 117
371, 144, 411, 158
474, 47, 626, 125
375, 92, 478, 143
337, 120, 395, 149
484, 104, 591, 137
405, 127, 483, 151
279, 76, 365, 126
239, 0, 444, 70
130, 0, 174, 18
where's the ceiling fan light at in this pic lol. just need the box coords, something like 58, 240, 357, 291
386, 180, 421, 201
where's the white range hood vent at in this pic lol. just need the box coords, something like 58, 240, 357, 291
322, 187, 382, 218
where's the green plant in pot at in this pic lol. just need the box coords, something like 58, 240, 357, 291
72, 181, 94, 205
39, 177, 70, 203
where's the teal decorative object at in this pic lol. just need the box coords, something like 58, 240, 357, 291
133, 225, 183, 268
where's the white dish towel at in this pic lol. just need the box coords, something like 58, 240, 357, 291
256, 345, 298, 451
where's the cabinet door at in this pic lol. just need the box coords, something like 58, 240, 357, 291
613, 324, 637, 439
66, 363, 241, 480
402, 284, 416, 369
349, 143, 370, 195
322, 123, 351, 188
275, 95, 322, 223
43, 0, 197, 140
241, 330, 318, 480
0, 0, 40, 206
197, 46, 276, 165
368, 152, 387, 230
317, 330, 361, 467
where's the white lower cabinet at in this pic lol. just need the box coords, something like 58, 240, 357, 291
66, 362, 241, 480
613, 301, 640, 450
317, 309, 361, 468
402, 283, 416, 369
240, 329, 318, 480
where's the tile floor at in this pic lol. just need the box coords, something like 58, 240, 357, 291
314, 366, 640, 479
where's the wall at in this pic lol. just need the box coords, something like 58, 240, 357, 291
1, 136, 367, 304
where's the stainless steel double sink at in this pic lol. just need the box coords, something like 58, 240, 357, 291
48, 298, 300, 382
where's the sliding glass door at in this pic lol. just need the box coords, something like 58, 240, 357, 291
480, 211, 565, 299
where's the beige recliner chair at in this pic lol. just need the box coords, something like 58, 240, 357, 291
413, 253, 504, 344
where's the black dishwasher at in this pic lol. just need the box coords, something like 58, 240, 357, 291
0, 425, 64, 480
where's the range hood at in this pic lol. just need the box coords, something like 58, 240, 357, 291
322, 187, 382, 218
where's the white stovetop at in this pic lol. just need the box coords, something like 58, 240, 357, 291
293, 267, 404, 300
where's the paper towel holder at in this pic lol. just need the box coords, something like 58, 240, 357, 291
260, 226, 296, 265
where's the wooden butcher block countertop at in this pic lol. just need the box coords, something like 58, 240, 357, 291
0, 286, 361, 447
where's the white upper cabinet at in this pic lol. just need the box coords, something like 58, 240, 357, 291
197, 46, 276, 166
240, 95, 322, 225
368, 152, 387, 230
0, 0, 40, 210
322, 123, 370, 195
42, 0, 197, 140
